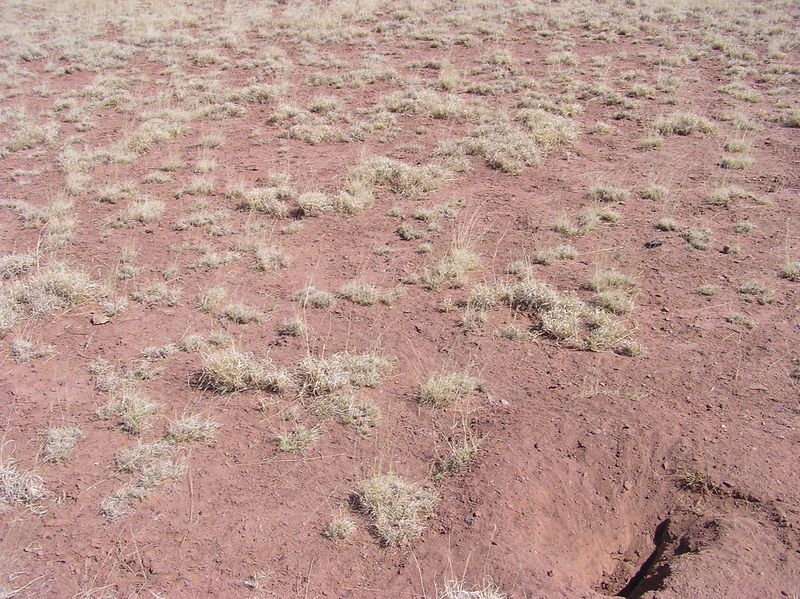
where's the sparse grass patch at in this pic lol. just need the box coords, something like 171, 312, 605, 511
678, 469, 718, 494
100, 458, 186, 520
585, 269, 636, 292
197, 286, 226, 313
2, 264, 104, 333
238, 185, 293, 218
738, 280, 775, 304
724, 138, 749, 153
293, 286, 335, 309
0, 253, 34, 280
166, 414, 218, 444
348, 157, 450, 197
97, 181, 136, 204
780, 261, 800, 282
297, 352, 392, 397
132, 282, 181, 306
720, 155, 752, 170
656, 217, 679, 231
311, 393, 378, 435
640, 184, 667, 200
96, 388, 158, 434
109, 197, 165, 228
726, 313, 756, 330
477, 279, 635, 353
11, 338, 55, 363
734, 221, 754, 234
354, 474, 438, 547
418, 247, 481, 290
432, 437, 482, 480
437, 580, 506, 599
338, 282, 379, 306
223, 303, 263, 324
708, 186, 754, 208
324, 513, 356, 540
653, 111, 716, 136
683, 227, 713, 250
0, 461, 46, 508
588, 184, 629, 203
276, 424, 320, 453
279, 315, 307, 337
199, 347, 291, 393
697, 284, 719, 296
419, 372, 478, 409
252, 245, 289, 272
593, 290, 634, 314
533, 244, 577, 265
43, 426, 82, 462
114, 440, 171, 473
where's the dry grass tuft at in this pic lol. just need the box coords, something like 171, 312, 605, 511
276, 424, 320, 453
354, 474, 438, 547
293, 286, 335, 308
101, 458, 186, 520
197, 286, 226, 313
437, 580, 506, 599
683, 227, 713, 250
587, 185, 629, 203
348, 157, 450, 197
432, 437, 482, 479
223, 303, 263, 324
2, 264, 104, 333
533, 244, 577, 266
780, 261, 800, 282
653, 111, 716, 136
0, 253, 35, 280
43, 426, 82, 462
323, 513, 356, 540
114, 440, 172, 473
297, 352, 391, 397
11, 337, 55, 363
1, 461, 46, 508
419, 247, 481, 290
109, 197, 165, 228
585, 270, 636, 292
199, 347, 291, 393
338, 281, 379, 306
166, 414, 218, 444
738, 281, 775, 305
97, 388, 158, 435
132, 282, 181, 306
420, 372, 478, 409
311, 393, 378, 436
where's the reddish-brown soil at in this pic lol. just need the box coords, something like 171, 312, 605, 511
1, 3, 799, 598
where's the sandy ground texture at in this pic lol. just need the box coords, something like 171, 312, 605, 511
0, 0, 799, 597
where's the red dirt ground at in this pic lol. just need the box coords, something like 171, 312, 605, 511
1, 2, 799, 598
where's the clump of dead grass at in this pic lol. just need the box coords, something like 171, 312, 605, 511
43, 426, 82, 462
324, 513, 356, 540
11, 337, 55, 363
96, 388, 158, 435
653, 111, 716, 136
276, 424, 320, 453
348, 156, 450, 197
166, 414, 218, 444
293, 285, 335, 308
419, 372, 478, 409
199, 347, 291, 393
354, 474, 438, 546
297, 352, 392, 397
0, 461, 46, 509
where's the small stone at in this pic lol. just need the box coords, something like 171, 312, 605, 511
91, 313, 110, 325
623, 481, 632, 491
